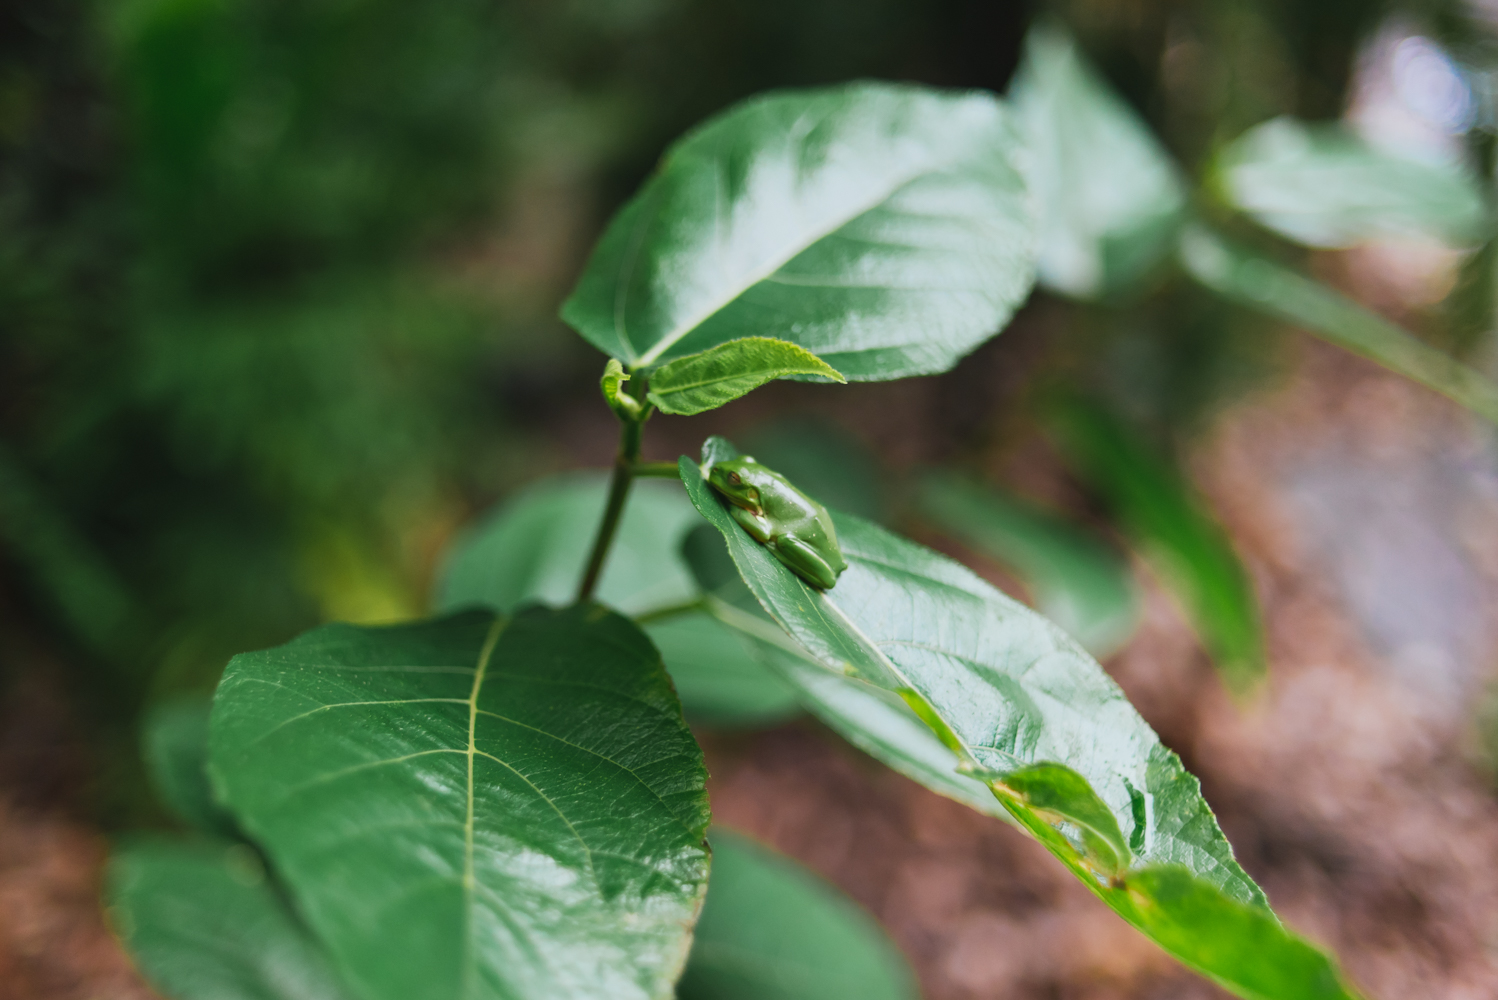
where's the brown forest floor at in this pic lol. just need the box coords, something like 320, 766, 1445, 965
3, 334, 1498, 998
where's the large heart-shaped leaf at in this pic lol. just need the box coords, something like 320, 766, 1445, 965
561, 82, 1036, 381
108, 838, 360, 1000
209, 605, 711, 1000
1009, 23, 1185, 299
679, 440, 1360, 1000
1216, 116, 1489, 249
678, 829, 917, 1000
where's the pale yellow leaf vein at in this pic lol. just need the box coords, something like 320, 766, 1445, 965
251, 698, 470, 745
475, 708, 685, 820
462, 615, 506, 1000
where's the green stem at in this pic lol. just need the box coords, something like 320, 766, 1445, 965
576, 417, 642, 603
577, 361, 658, 604
702, 595, 810, 658
632, 597, 707, 626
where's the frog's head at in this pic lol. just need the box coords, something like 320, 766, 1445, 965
706, 457, 763, 514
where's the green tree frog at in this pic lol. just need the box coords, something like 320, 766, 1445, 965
705, 456, 848, 589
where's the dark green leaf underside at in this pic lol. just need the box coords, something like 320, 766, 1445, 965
209, 606, 710, 1000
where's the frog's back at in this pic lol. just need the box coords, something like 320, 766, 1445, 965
751, 465, 827, 523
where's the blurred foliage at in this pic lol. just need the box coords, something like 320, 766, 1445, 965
4, 0, 1498, 817
0, 0, 1037, 716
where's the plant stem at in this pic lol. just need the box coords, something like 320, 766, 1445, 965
632, 597, 707, 626
576, 417, 642, 603
577, 364, 656, 604
702, 596, 810, 657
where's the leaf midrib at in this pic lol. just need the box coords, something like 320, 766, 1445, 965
462, 615, 507, 1000
653, 366, 827, 395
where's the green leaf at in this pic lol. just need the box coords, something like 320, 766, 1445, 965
143, 696, 240, 839
561, 82, 1036, 381
437, 473, 701, 618
437, 473, 798, 729
678, 829, 917, 1000
1179, 224, 1498, 424
679, 439, 1360, 1000
916, 472, 1139, 656
993, 762, 1130, 876
1215, 116, 1490, 248
1045, 397, 1264, 692
1115, 867, 1359, 999
646, 613, 800, 729
601, 358, 645, 421
1009, 23, 1185, 298
108, 838, 359, 1000
744, 638, 1011, 818
208, 606, 711, 1000
647, 337, 845, 416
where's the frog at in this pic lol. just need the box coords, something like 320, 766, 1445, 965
705, 455, 848, 590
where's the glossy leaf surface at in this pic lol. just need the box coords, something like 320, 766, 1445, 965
1045, 398, 1265, 692
1180, 224, 1498, 423
1010, 24, 1185, 298
678, 829, 917, 1000
209, 606, 711, 1000
916, 472, 1139, 656
692, 572, 1093, 831
437, 473, 798, 728
680, 439, 1359, 1000
144, 696, 240, 838
108, 838, 359, 1000
747, 637, 1011, 818
1217, 117, 1489, 248
562, 83, 1035, 380
647, 337, 844, 416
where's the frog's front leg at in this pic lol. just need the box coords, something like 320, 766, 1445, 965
728, 504, 774, 543
768, 535, 841, 590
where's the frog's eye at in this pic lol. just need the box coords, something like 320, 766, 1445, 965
727, 472, 742, 486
